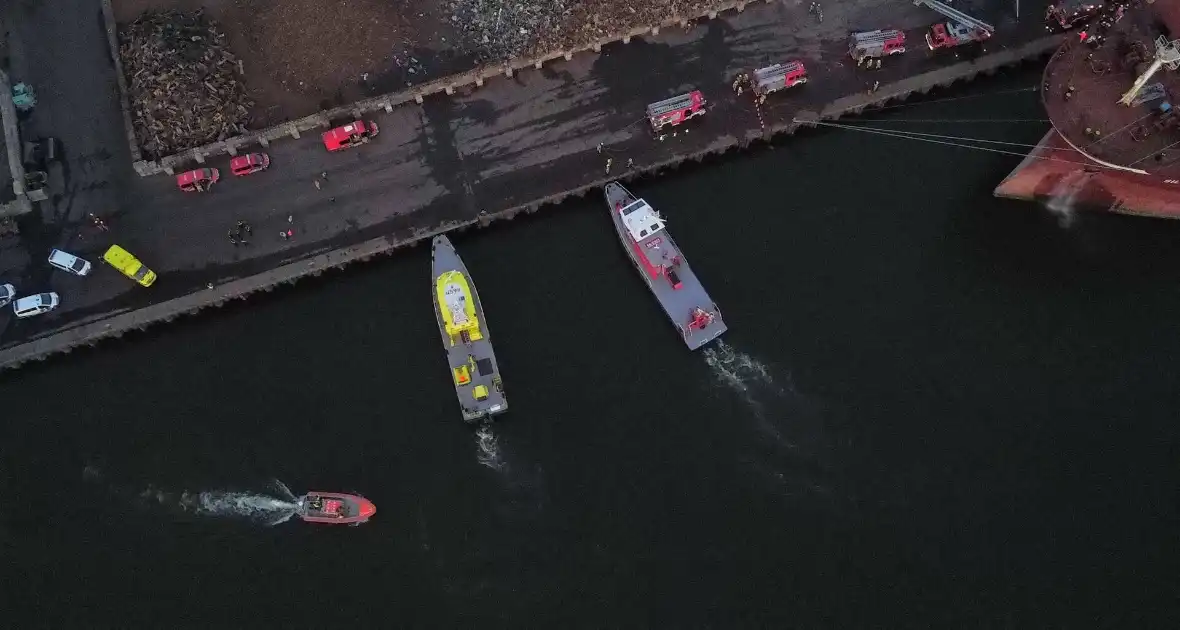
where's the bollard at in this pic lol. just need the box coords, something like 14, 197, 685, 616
383, 101, 393, 112
259, 136, 270, 147
415, 93, 424, 104
194, 151, 205, 164
535, 60, 543, 69
593, 43, 601, 52
289, 123, 300, 139
475, 77, 484, 87
445, 85, 454, 95
623, 35, 631, 44
709, 11, 717, 18
651, 26, 660, 35
564, 51, 573, 61
505, 67, 514, 78
163, 165, 175, 175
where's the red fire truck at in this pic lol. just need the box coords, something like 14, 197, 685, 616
646, 91, 707, 134
322, 120, 380, 152
751, 62, 808, 96
848, 29, 907, 61
914, 0, 993, 50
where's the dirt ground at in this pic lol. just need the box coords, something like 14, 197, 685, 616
110, 0, 738, 128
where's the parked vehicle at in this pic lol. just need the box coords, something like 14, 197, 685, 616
12, 292, 59, 318
47, 249, 92, 276
322, 120, 379, 151
102, 245, 157, 287
848, 29, 907, 61
751, 62, 809, 96
0, 283, 15, 307
230, 152, 270, 176
176, 168, 220, 192
913, 0, 993, 50
646, 91, 707, 134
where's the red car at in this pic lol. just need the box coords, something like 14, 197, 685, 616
176, 167, 219, 192
322, 120, 379, 152
229, 152, 270, 176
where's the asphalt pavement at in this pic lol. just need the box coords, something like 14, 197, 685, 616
0, 0, 1050, 348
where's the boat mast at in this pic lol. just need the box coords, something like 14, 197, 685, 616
1119, 36, 1180, 106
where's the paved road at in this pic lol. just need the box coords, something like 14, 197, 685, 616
0, 0, 1049, 347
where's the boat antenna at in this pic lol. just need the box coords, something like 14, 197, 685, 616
1119, 36, 1180, 106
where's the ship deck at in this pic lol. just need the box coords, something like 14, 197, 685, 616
1042, 2, 1180, 177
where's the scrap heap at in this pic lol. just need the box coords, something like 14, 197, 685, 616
119, 10, 253, 159
448, 0, 724, 59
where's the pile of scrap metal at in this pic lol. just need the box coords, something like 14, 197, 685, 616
118, 9, 254, 160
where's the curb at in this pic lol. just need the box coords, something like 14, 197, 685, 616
112, 0, 773, 175
0, 34, 1062, 371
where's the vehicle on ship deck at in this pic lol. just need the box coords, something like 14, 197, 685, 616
1045, 0, 1107, 33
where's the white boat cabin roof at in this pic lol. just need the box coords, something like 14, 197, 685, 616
620, 198, 666, 241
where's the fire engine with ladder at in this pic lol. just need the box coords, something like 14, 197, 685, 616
646, 91, 707, 134
913, 0, 994, 51
848, 29, 907, 62
750, 62, 808, 96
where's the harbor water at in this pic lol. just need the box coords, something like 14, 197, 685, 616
0, 68, 1176, 626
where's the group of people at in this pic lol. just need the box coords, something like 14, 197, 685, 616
731, 73, 769, 105
808, 2, 823, 23
228, 220, 252, 246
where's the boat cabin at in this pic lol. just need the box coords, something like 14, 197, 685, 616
752, 62, 808, 96
848, 29, 907, 60
619, 198, 666, 242
308, 496, 345, 517
646, 90, 707, 133
175, 167, 219, 192
322, 120, 379, 151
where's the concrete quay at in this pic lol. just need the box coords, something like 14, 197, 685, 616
0, 0, 1059, 370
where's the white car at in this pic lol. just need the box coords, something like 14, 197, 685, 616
48, 249, 92, 276
0, 283, 14, 307
12, 292, 60, 318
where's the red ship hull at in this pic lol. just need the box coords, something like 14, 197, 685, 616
297, 491, 376, 525
994, 129, 1180, 219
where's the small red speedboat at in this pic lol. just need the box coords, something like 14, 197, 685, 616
297, 492, 376, 525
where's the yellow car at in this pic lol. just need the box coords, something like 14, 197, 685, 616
102, 245, 157, 287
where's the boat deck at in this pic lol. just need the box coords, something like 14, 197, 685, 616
1042, 2, 1180, 177
431, 236, 508, 422
605, 183, 726, 351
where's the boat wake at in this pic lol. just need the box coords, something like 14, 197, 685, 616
139, 485, 299, 526
85, 468, 300, 526
475, 424, 505, 471
702, 342, 837, 500
703, 340, 791, 427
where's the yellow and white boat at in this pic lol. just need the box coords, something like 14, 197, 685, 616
431, 235, 507, 422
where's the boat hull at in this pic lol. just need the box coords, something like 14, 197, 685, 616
604, 182, 727, 350
431, 235, 508, 422
994, 130, 1180, 219
297, 492, 376, 525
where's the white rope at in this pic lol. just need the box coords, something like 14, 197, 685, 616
795, 118, 1128, 170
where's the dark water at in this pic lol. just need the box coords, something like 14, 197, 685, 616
1, 67, 1177, 627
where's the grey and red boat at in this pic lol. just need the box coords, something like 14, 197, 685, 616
297, 492, 376, 525
995, 2, 1180, 218
605, 182, 726, 350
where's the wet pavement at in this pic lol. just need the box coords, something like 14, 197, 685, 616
0, 0, 1051, 351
